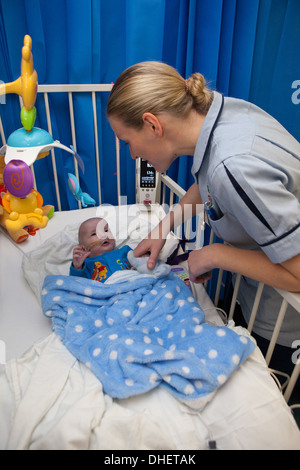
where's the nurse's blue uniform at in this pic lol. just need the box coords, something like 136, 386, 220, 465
192, 91, 300, 347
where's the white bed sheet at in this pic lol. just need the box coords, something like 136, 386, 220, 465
1, 204, 300, 450
0, 332, 299, 450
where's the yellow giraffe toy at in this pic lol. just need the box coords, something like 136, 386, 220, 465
0, 34, 38, 130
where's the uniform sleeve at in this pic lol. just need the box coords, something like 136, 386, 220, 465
212, 155, 300, 263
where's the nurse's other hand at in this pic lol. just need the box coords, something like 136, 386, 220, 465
188, 246, 214, 283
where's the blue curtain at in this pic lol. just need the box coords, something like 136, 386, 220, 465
0, 0, 299, 210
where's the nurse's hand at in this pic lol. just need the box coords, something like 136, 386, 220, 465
188, 247, 213, 283
134, 236, 166, 270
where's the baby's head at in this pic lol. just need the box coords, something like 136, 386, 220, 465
78, 217, 116, 257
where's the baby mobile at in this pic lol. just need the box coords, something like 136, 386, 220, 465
0, 35, 91, 243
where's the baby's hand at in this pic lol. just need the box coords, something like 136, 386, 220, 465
72, 245, 90, 270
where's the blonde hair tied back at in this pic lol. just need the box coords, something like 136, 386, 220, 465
186, 73, 213, 113
107, 61, 213, 129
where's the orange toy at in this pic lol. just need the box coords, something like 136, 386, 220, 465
0, 154, 53, 243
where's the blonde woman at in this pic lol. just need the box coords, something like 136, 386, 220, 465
107, 62, 300, 370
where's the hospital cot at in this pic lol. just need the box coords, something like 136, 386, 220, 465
0, 84, 299, 450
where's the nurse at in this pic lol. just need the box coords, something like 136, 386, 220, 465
107, 61, 300, 359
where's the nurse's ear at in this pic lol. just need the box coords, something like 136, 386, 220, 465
142, 113, 163, 137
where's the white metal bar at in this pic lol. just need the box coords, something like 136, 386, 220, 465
68, 92, 77, 156
0, 114, 6, 145
115, 136, 121, 205
275, 288, 300, 313
43, 92, 61, 211
265, 298, 288, 365
203, 229, 215, 290
169, 190, 174, 208
38, 84, 113, 93
68, 92, 81, 209
214, 269, 224, 306
92, 91, 101, 205
155, 172, 161, 204
284, 361, 300, 402
247, 282, 264, 333
30, 164, 37, 190
161, 181, 166, 205
228, 273, 242, 320
208, 228, 215, 245
160, 174, 186, 199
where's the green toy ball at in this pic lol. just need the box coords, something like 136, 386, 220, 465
21, 106, 37, 131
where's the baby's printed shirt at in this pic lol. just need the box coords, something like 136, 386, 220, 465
70, 245, 132, 282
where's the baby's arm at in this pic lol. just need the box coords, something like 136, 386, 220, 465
72, 245, 90, 270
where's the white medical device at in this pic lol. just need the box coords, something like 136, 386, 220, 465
136, 158, 158, 205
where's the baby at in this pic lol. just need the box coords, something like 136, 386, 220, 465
70, 217, 132, 282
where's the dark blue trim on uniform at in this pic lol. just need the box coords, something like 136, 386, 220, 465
223, 164, 276, 236
207, 94, 224, 148
260, 221, 300, 247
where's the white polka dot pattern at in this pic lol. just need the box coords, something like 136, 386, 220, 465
41, 273, 255, 405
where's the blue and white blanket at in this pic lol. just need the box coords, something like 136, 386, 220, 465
41, 265, 255, 409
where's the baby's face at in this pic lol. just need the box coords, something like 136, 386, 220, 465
79, 218, 115, 257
